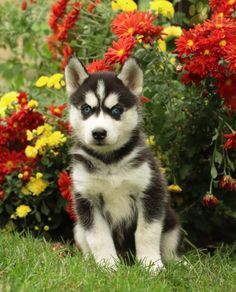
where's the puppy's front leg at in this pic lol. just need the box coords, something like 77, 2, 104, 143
76, 198, 118, 268
135, 199, 164, 271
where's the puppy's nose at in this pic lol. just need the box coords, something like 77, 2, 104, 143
92, 128, 107, 141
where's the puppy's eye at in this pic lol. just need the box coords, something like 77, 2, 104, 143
81, 104, 92, 115
111, 105, 124, 118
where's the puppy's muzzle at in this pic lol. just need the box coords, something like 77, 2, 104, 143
92, 128, 107, 143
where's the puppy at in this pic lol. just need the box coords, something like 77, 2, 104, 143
65, 57, 181, 270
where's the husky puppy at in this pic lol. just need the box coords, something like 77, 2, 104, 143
65, 57, 181, 271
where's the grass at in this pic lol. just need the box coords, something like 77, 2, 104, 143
0, 233, 235, 292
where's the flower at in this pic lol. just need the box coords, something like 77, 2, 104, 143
202, 193, 219, 207
27, 99, 38, 108
168, 184, 183, 193
47, 103, 66, 117
58, 171, 72, 201
162, 26, 182, 40
17, 92, 28, 106
0, 150, 24, 174
86, 60, 112, 73
35, 73, 65, 89
111, 0, 137, 12
140, 95, 151, 104
0, 91, 18, 118
150, 0, 175, 19
24, 173, 49, 196
224, 132, 236, 149
157, 39, 167, 52
146, 135, 156, 146
219, 175, 236, 191
25, 145, 38, 159
66, 203, 76, 221
48, 0, 69, 32
44, 225, 50, 231
105, 37, 136, 65
21, 1, 27, 10
16, 205, 32, 218
47, 131, 67, 147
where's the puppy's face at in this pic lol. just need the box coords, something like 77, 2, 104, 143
65, 58, 143, 153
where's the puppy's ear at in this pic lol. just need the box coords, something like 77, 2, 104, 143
65, 56, 89, 96
118, 58, 143, 96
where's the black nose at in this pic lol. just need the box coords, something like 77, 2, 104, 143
92, 128, 107, 141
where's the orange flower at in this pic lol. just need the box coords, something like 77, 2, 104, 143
202, 193, 219, 207
105, 37, 136, 65
48, 103, 66, 117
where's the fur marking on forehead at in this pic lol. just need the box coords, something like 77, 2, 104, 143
96, 80, 105, 101
85, 91, 98, 107
104, 93, 119, 109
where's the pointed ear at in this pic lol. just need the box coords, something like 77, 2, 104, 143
118, 58, 143, 96
65, 57, 89, 96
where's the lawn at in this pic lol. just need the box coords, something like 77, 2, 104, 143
0, 233, 235, 292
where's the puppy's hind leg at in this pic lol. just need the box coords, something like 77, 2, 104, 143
161, 207, 181, 263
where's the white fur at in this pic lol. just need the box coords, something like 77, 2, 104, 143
72, 151, 152, 227
65, 57, 88, 96
135, 204, 164, 271
118, 58, 143, 96
74, 223, 91, 254
85, 91, 99, 108
84, 209, 118, 268
104, 93, 119, 108
96, 80, 105, 101
161, 227, 180, 263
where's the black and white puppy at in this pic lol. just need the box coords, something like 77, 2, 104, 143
65, 57, 181, 271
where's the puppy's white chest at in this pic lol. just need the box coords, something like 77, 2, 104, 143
73, 161, 151, 197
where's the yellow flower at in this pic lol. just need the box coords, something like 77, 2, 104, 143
21, 186, 31, 195
163, 26, 182, 39
0, 91, 18, 118
111, 0, 137, 12
16, 205, 32, 218
35, 76, 49, 87
168, 184, 182, 193
146, 135, 156, 146
47, 131, 67, 147
47, 73, 64, 89
34, 226, 39, 231
26, 130, 34, 141
27, 99, 38, 108
25, 146, 38, 158
150, 0, 175, 18
35, 74, 65, 89
24, 175, 49, 196
44, 225, 50, 231
157, 39, 167, 52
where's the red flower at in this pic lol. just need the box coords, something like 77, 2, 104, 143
105, 37, 136, 65
47, 103, 66, 117
140, 95, 151, 104
202, 193, 219, 207
49, 0, 69, 32
56, 2, 81, 41
225, 45, 236, 74
219, 175, 236, 191
86, 59, 113, 73
0, 150, 25, 175
66, 203, 76, 221
60, 43, 73, 70
58, 171, 72, 201
112, 11, 162, 43
224, 132, 236, 149
17, 92, 28, 106
21, 1, 27, 10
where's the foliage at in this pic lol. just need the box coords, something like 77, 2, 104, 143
0, 0, 235, 246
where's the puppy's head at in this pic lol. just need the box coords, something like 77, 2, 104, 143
65, 57, 143, 153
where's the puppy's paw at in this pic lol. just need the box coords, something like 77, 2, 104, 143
139, 257, 165, 273
96, 256, 118, 270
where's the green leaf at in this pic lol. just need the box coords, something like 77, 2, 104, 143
214, 151, 223, 165
211, 164, 218, 179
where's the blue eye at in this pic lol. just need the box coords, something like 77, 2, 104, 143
111, 105, 123, 118
81, 104, 92, 115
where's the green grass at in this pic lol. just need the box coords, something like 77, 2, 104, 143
0, 233, 235, 292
